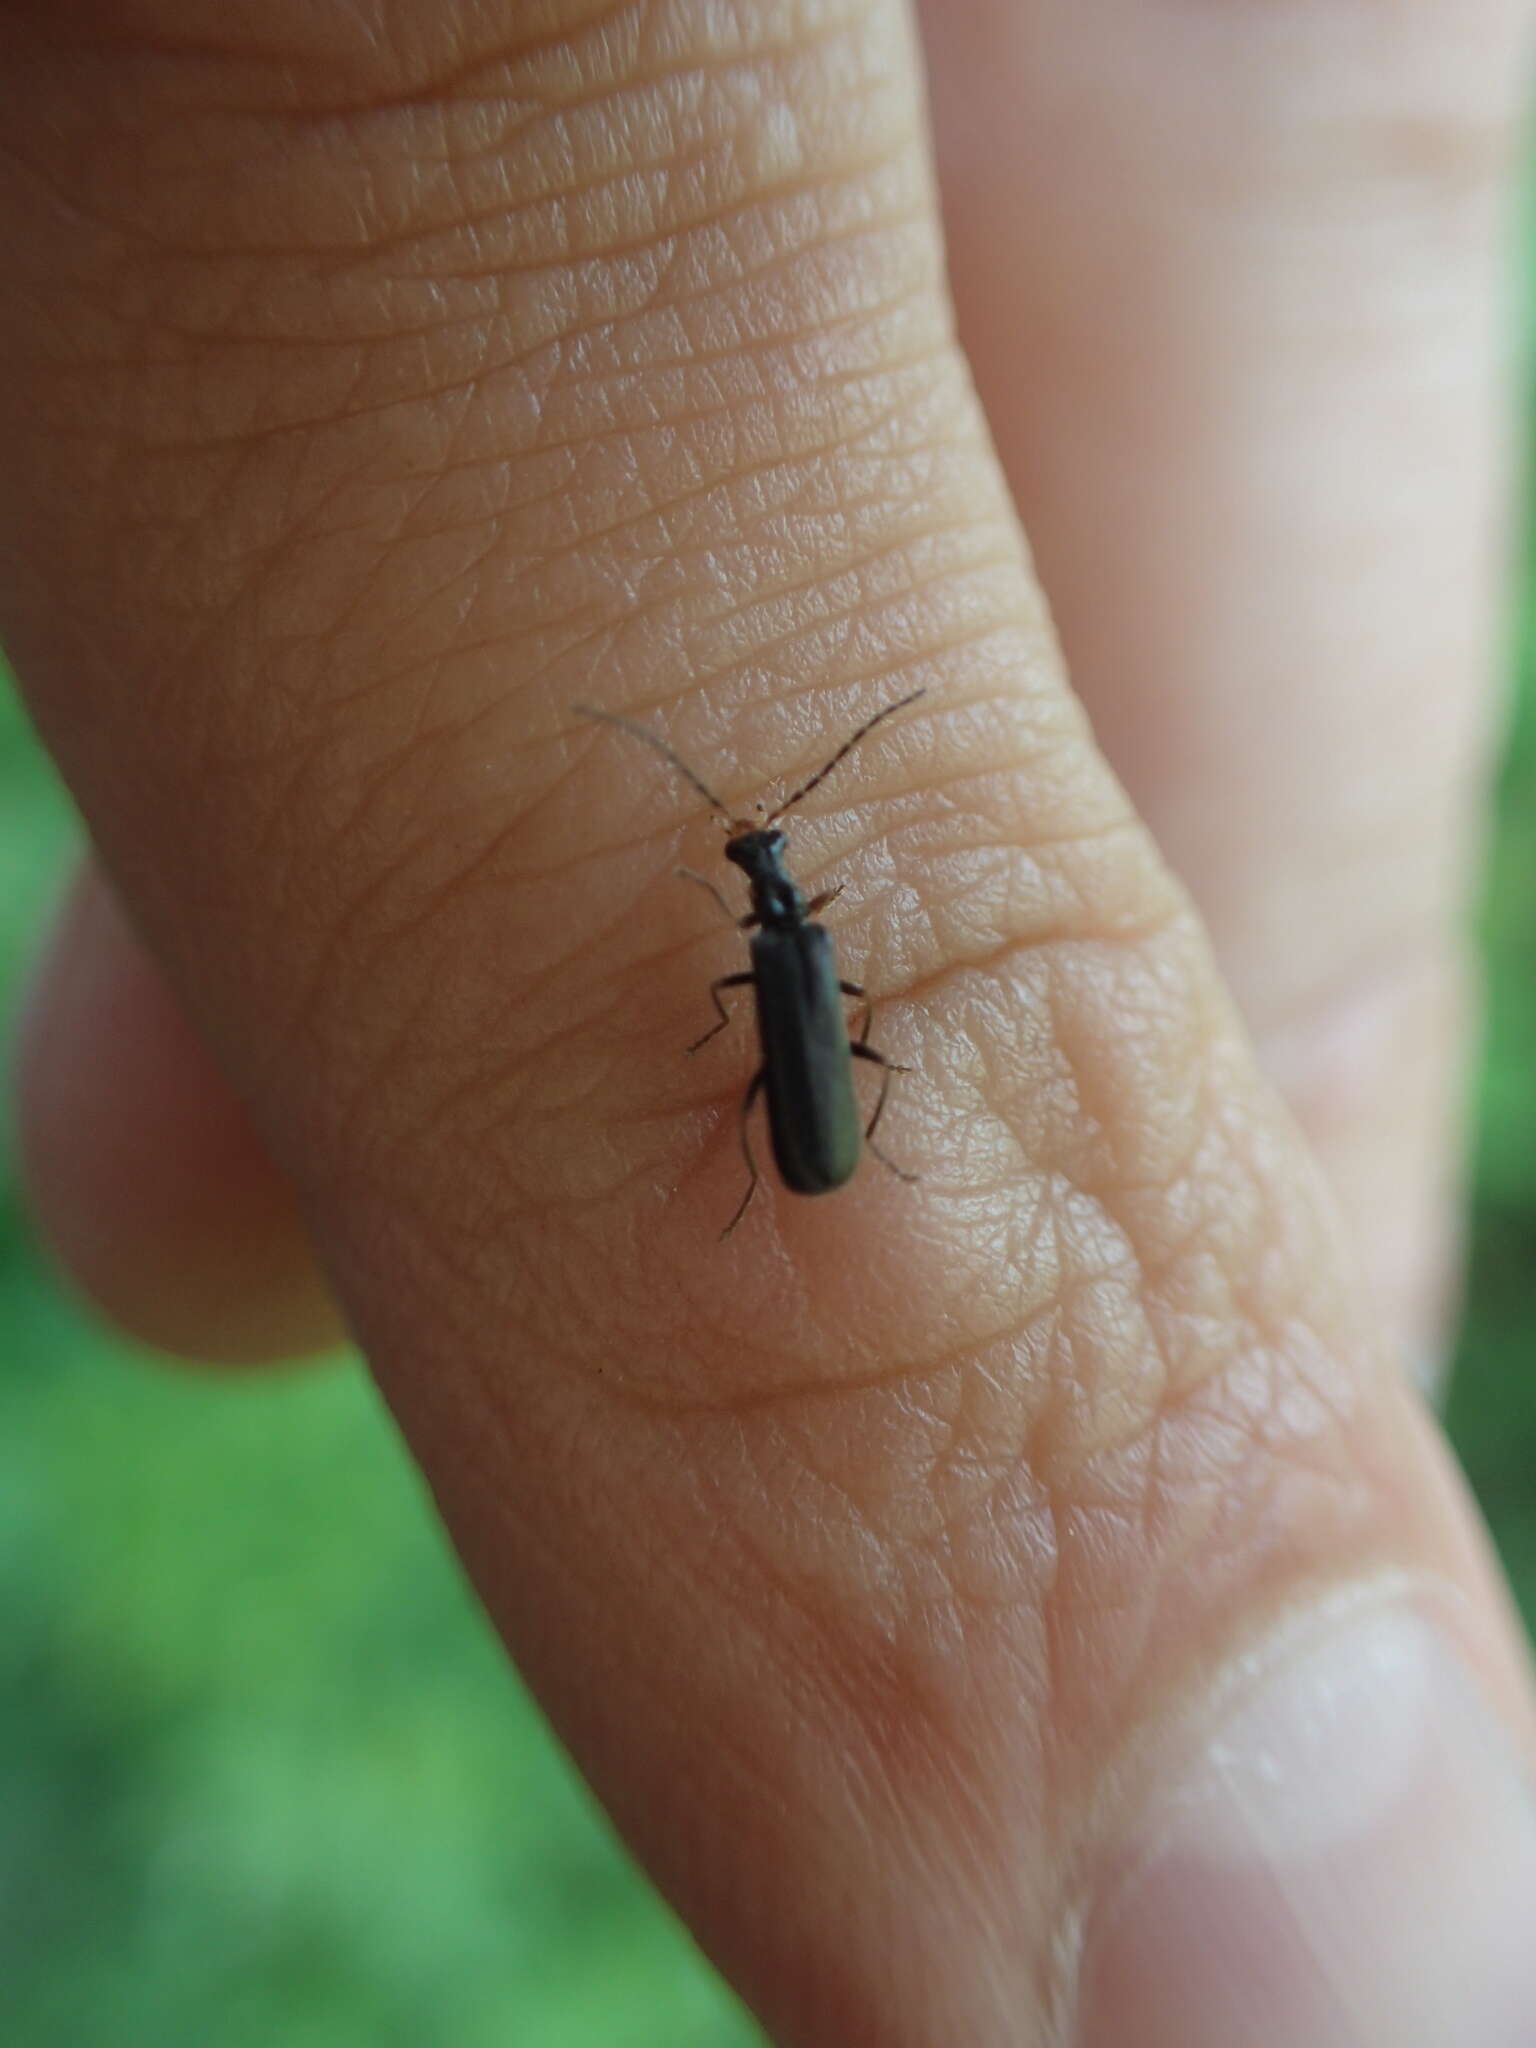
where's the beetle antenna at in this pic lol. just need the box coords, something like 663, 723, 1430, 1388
576, 704, 732, 819
764, 687, 927, 824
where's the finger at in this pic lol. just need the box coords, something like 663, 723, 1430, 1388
12, 858, 343, 1364
921, 0, 1532, 1384
26, 0, 1515, 1391
2, 7, 1534, 2044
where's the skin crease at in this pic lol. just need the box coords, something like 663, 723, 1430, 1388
2, 2, 1535, 2042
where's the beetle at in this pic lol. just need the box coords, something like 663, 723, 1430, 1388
577, 690, 924, 1234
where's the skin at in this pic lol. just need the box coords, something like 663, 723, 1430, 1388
3, 1, 1534, 2040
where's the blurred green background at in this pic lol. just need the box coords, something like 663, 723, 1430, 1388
3, 574, 1536, 2042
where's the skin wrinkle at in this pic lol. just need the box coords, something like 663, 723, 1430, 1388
645, 1630, 1013, 2034
656, 1409, 1056, 1850
486, 462, 1008, 674
57, 323, 987, 741
17, 1, 867, 115
176, 134, 920, 293
48, 352, 978, 671
12, 158, 946, 468
149, 336, 964, 578
527, 413, 988, 594
4, 8, 904, 262
619, 1213, 1066, 1427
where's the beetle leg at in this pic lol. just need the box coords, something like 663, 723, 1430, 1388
850, 1040, 919, 1182
851, 1039, 902, 1133
687, 971, 755, 1054
721, 1069, 767, 1238
839, 980, 872, 1044
868, 1137, 920, 1184
806, 883, 846, 918
675, 866, 741, 925
850, 1040, 910, 1074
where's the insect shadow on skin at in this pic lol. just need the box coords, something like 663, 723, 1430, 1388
575, 691, 926, 1237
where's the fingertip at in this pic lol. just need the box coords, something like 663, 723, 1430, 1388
11, 861, 344, 1367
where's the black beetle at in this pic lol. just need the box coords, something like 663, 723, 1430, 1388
577, 690, 924, 1233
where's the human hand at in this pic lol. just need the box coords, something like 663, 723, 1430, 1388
6, 3, 1535, 2040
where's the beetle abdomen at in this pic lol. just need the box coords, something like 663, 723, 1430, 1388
750, 923, 861, 1195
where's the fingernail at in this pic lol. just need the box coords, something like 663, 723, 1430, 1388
1078, 1603, 1536, 2047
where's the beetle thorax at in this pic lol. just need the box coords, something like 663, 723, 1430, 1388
725, 827, 805, 928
